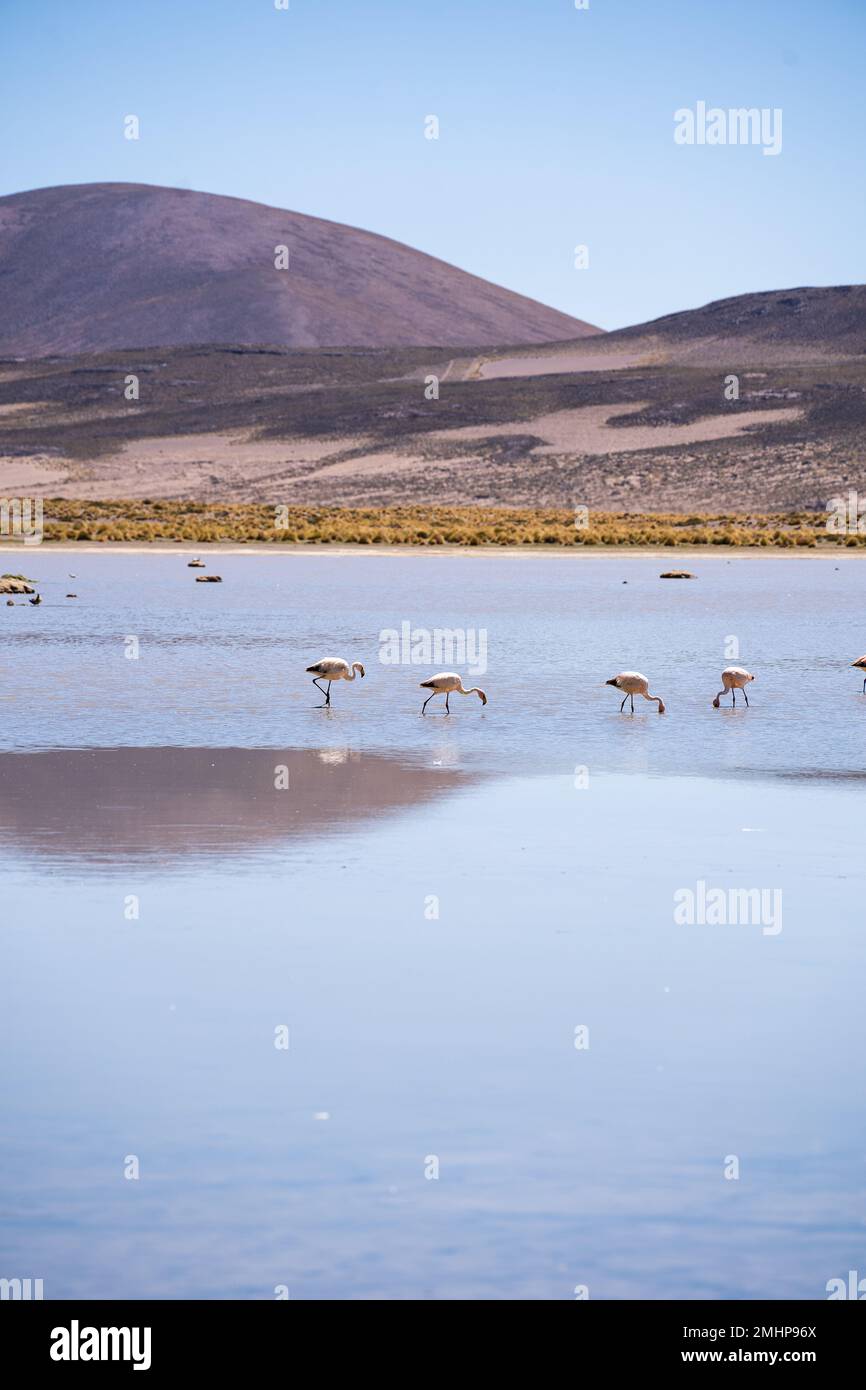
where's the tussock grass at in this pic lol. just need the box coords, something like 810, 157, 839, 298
22, 500, 864, 548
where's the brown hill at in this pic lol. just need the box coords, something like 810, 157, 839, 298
4, 338, 865, 513
474, 285, 866, 379
608, 284, 866, 360
0, 182, 600, 356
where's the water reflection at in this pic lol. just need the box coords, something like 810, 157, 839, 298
0, 746, 474, 865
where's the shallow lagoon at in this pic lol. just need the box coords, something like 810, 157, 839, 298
1, 551, 864, 1298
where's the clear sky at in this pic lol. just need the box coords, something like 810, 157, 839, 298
1, 0, 863, 329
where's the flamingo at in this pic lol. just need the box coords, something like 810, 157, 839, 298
605, 671, 665, 714
713, 666, 755, 708
852, 656, 866, 692
305, 657, 365, 706
420, 672, 487, 715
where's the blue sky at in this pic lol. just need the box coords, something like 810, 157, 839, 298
1, 0, 863, 329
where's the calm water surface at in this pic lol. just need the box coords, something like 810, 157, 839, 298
1, 551, 864, 1298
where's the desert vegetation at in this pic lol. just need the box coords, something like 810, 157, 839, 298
22, 499, 866, 548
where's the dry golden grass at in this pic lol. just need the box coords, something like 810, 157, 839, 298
25, 500, 866, 548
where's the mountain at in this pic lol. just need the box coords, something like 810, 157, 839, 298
0, 182, 600, 357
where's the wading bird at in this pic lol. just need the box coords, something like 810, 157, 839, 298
305, 657, 365, 706
713, 666, 755, 708
605, 671, 665, 714
420, 672, 487, 715
852, 656, 866, 692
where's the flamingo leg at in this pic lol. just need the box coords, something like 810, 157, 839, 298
731, 689, 736, 706
630, 694, 635, 713
312, 677, 331, 706
421, 692, 436, 715
862, 676, 865, 693
445, 693, 450, 714
620, 694, 628, 712
743, 689, 749, 707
